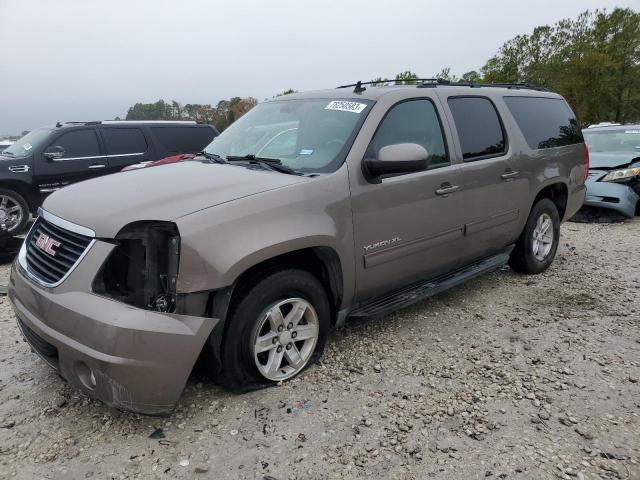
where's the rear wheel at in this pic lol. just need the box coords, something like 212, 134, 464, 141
218, 269, 330, 391
509, 198, 560, 274
0, 189, 29, 238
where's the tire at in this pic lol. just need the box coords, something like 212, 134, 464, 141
0, 188, 29, 239
218, 269, 330, 391
509, 198, 560, 274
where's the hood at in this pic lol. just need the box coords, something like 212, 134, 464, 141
589, 152, 640, 169
43, 161, 309, 238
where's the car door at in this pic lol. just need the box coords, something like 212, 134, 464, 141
34, 128, 106, 194
441, 95, 527, 262
349, 98, 464, 301
100, 126, 151, 172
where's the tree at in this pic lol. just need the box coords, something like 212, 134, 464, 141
481, 8, 640, 124
395, 70, 419, 85
125, 97, 258, 131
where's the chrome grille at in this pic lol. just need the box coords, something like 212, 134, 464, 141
23, 216, 93, 286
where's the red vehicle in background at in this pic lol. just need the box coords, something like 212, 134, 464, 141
121, 153, 195, 171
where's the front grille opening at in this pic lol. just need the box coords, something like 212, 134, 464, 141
93, 222, 180, 312
17, 318, 59, 368
25, 217, 92, 285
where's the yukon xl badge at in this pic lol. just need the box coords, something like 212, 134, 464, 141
35, 233, 61, 256
364, 237, 402, 252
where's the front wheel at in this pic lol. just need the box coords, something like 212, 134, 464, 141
509, 198, 560, 274
217, 269, 330, 391
0, 189, 29, 238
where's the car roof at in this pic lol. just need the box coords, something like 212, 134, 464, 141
272, 84, 563, 102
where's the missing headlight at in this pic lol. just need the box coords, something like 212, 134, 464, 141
93, 221, 180, 312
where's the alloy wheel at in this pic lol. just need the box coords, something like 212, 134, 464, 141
253, 297, 319, 381
0, 194, 24, 233
532, 212, 554, 261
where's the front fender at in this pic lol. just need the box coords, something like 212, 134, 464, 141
175, 168, 355, 305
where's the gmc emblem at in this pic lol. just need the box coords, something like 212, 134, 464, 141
35, 233, 61, 256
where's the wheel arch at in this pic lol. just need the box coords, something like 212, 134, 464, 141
205, 245, 344, 373
530, 180, 569, 221
0, 180, 39, 213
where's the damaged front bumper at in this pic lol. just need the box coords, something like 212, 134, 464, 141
8, 240, 218, 415
584, 170, 640, 218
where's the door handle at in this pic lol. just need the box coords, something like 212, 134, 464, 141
435, 184, 460, 196
500, 170, 520, 180
88, 164, 106, 169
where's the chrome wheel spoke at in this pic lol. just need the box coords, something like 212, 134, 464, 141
285, 301, 307, 327
255, 332, 278, 353
295, 323, 317, 341
285, 344, 304, 369
532, 212, 554, 261
267, 305, 285, 330
266, 348, 285, 375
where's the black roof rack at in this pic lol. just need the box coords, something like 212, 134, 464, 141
337, 79, 547, 93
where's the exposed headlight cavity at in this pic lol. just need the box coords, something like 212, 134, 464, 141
93, 221, 180, 312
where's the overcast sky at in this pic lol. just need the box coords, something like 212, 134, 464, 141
0, 0, 636, 134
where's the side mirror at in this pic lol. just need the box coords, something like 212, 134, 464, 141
362, 143, 429, 183
44, 146, 65, 161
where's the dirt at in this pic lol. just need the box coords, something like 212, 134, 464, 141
0, 220, 638, 480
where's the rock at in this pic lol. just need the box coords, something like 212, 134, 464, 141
179, 459, 190, 467
628, 375, 638, 383
0, 420, 15, 429
373, 364, 382, 373
194, 464, 209, 474
574, 427, 594, 440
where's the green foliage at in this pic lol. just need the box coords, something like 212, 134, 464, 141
126, 97, 258, 131
395, 70, 419, 85
481, 8, 640, 124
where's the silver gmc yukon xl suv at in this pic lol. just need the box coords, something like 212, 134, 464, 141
9, 81, 587, 414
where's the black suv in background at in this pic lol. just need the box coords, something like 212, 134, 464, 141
0, 121, 218, 238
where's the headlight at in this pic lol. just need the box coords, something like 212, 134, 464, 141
93, 221, 180, 312
601, 166, 640, 182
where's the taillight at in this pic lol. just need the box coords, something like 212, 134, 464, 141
583, 142, 590, 182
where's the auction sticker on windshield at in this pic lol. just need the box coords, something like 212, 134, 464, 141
23, 143, 33, 151
325, 101, 367, 113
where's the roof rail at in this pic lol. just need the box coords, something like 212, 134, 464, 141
337, 79, 547, 92
59, 120, 198, 127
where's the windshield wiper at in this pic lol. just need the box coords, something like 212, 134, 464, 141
195, 151, 227, 164
226, 154, 299, 175
0, 151, 14, 156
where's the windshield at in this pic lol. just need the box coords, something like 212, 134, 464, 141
583, 128, 640, 154
2, 128, 52, 157
204, 98, 373, 173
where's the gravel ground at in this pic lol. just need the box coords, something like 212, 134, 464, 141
0, 220, 639, 480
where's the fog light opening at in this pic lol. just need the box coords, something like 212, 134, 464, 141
75, 361, 97, 390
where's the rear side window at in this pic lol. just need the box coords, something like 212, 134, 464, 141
448, 97, 506, 161
102, 128, 148, 155
49, 129, 100, 158
503, 96, 583, 149
152, 126, 216, 154
369, 99, 448, 169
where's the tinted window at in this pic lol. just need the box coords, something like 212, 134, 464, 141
370, 99, 448, 168
448, 97, 506, 160
504, 97, 583, 149
152, 126, 216, 154
103, 128, 148, 155
49, 129, 100, 158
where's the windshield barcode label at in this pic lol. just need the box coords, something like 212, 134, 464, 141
325, 101, 367, 113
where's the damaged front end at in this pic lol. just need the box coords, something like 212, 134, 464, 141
10, 215, 219, 416
93, 221, 182, 313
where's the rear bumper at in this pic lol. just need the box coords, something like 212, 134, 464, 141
8, 246, 217, 415
584, 174, 639, 218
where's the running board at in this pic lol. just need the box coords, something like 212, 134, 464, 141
348, 247, 513, 318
